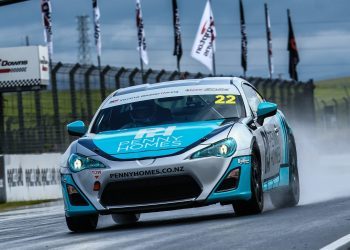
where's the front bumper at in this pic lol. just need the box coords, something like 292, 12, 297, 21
61, 155, 252, 217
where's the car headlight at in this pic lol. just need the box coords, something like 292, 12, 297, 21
68, 154, 106, 172
191, 138, 237, 159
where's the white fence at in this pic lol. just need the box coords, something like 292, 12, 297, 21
2, 153, 62, 202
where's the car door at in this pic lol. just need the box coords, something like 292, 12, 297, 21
241, 84, 281, 180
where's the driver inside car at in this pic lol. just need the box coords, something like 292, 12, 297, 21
127, 99, 172, 127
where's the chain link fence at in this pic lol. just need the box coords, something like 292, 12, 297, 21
0, 62, 315, 154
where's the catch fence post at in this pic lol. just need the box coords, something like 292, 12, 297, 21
305, 79, 316, 124
69, 64, 81, 120
269, 79, 279, 104
286, 82, 294, 120
156, 70, 165, 83
253, 80, 261, 93
254, 78, 263, 94
278, 81, 286, 111
101, 65, 111, 96
343, 97, 350, 125
144, 69, 153, 83
16, 92, 25, 151
168, 71, 178, 81
320, 100, 327, 129
99, 69, 106, 102
183, 71, 190, 79
84, 66, 95, 120
115, 67, 125, 90
332, 98, 338, 128
99, 65, 111, 101
34, 90, 42, 152
261, 79, 270, 100
293, 82, 303, 120
129, 68, 139, 86
51, 62, 63, 146
195, 72, 203, 79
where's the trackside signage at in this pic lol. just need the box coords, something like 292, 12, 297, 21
3, 154, 62, 202
0, 45, 49, 91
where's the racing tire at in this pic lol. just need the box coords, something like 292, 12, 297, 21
270, 136, 300, 208
112, 213, 140, 225
65, 214, 98, 232
232, 147, 264, 216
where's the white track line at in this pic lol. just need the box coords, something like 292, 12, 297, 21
321, 234, 350, 250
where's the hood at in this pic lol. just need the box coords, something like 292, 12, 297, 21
79, 119, 231, 160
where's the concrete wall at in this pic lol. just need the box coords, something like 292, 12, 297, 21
1, 153, 62, 202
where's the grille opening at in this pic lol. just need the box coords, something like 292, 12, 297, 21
101, 175, 202, 206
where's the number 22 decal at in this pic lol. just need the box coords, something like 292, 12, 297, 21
215, 95, 236, 104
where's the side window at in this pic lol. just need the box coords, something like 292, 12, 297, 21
242, 84, 263, 115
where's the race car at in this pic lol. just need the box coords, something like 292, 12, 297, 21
60, 77, 300, 232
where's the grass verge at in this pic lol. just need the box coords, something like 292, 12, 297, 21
0, 199, 58, 212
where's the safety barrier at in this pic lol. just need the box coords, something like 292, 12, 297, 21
0, 153, 62, 202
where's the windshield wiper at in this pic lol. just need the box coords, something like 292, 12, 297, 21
197, 95, 224, 118
221, 117, 239, 125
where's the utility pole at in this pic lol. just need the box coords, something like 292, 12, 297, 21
77, 15, 92, 65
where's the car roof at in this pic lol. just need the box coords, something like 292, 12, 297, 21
112, 77, 245, 97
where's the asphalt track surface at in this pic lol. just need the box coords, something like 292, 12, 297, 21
1, 146, 350, 250
1, 195, 350, 250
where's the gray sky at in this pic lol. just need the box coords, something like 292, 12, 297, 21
0, 0, 349, 81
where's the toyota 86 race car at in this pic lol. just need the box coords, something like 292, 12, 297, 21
60, 77, 300, 232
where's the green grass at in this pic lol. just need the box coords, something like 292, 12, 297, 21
315, 76, 350, 103
0, 199, 58, 212
2, 77, 349, 128
3, 89, 110, 129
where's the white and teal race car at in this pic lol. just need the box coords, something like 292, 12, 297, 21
60, 77, 299, 232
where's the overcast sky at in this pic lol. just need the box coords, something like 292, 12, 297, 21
0, 0, 349, 81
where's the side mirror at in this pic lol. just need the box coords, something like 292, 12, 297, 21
257, 102, 277, 125
67, 120, 87, 137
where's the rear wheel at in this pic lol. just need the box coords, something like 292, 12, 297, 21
270, 137, 300, 208
65, 214, 98, 232
232, 148, 264, 216
112, 213, 140, 225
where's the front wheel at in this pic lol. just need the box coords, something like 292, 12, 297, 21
112, 213, 140, 225
65, 214, 98, 232
232, 148, 264, 216
270, 136, 300, 208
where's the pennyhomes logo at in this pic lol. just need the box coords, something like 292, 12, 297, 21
116, 126, 183, 153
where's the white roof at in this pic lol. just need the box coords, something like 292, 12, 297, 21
102, 77, 244, 109
114, 77, 243, 96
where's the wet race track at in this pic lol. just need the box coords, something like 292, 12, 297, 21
1, 145, 350, 250
1, 196, 350, 250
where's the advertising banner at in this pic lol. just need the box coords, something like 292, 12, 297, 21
4, 153, 62, 202
0, 45, 50, 92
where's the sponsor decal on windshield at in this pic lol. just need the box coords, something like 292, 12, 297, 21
104, 85, 240, 109
214, 95, 237, 105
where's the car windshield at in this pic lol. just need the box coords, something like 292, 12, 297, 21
91, 94, 246, 134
